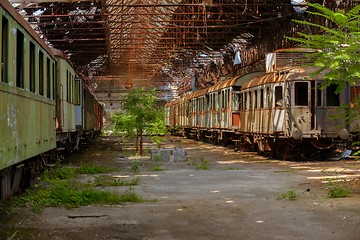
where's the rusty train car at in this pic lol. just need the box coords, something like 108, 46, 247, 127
165, 49, 353, 160
0, 1, 103, 200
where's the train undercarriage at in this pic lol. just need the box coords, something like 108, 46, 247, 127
179, 127, 350, 161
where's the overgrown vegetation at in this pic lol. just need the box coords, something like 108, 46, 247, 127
152, 165, 166, 171
277, 190, 297, 200
325, 178, 351, 198
187, 158, 209, 170
130, 162, 141, 173
94, 176, 140, 186
5, 164, 144, 213
111, 88, 167, 155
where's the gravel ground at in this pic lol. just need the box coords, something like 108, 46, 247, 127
1, 135, 360, 240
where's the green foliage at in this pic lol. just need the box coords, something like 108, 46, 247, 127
325, 178, 351, 198
6, 164, 144, 212
43, 167, 77, 181
277, 190, 297, 200
186, 158, 208, 170
152, 165, 166, 171
94, 176, 140, 186
76, 165, 115, 174
287, 3, 360, 90
111, 88, 166, 137
328, 187, 351, 198
9, 180, 134, 211
131, 162, 140, 173
111, 88, 167, 154
196, 159, 208, 170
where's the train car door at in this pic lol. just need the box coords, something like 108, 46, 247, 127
292, 81, 312, 132
273, 85, 284, 132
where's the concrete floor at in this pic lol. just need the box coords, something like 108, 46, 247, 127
1, 136, 360, 240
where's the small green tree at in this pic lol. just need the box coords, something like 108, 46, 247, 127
111, 88, 167, 155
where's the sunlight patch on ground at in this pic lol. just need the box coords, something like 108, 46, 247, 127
112, 175, 131, 178
307, 174, 360, 181
217, 160, 247, 164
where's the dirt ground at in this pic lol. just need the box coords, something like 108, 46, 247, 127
1, 135, 360, 240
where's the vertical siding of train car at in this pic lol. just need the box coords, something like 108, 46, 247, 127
288, 81, 311, 134
0, 8, 56, 169
253, 87, 261, 133
56, 57, 76, 133
209, 92, 219, 129
242, 90, 252, 133
74, 77, 83, 133
190, 98, 196, 128
231, 91, 241, 129
263, 85, 274, 134
200, 96, 207, 128
316, 86, 348, 134
83, 90, 95, 132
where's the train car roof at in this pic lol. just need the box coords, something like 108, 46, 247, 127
1, 1, 55, 58
241, 67, 323, 90
208, 71, 265, 93
190, 88, 208, 98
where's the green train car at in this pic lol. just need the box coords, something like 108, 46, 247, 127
0, 1, 56, 199
0, 1, 104, 200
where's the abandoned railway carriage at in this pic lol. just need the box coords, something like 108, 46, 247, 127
0, 1, 103, 200
165, 49, 352, 159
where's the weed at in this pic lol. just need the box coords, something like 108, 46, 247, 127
94, 176, 140, 186
152, 154, 162, 162
196, 159, 208, 170
277, 190, 297, 200
119, 187, 144, 203
328, 187, 351, 198
152, 165, 166, 171
325, 178, 351, 198
6, 164, 144, 212
77, 165, 115, 174
187, 158, 209, 170
131, 162, 140, 173
42, 167, 77, 181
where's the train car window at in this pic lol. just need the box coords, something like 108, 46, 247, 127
52, 62, 56, 100
74, 79, 80, 105
326, 84, 340, 106
294, 82, 308, 106
46, 58, 51, 98
243, 92, 248, 110
39, 51, 44, 95
16, 30, 24, 88
266, 87, 270, 108
1, 16, 9, 83
248, 91, 252, 109
66, 70, 70, 101
275, 86, 283, 107
260, 89, 264, 108
29, 42, 35, 92
254, 90, 258, 109
233, 93, 240, 111
317, 83, 322, 106
70, 74, 73, 103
